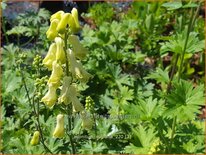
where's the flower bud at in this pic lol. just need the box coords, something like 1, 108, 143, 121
46, 19, 59, 41
56, 13, 71, 34
67, 49, 92, 82
50, 10, 64, 22
42, 43, 57, 70
55, 37, 66, 63
68, 35, 88, 60
30, 131, 40, 145
85, 96, 94, 112
81, 111, 93, 130
53, 114, 65, 138
48, 61, 63, 88
41, 84, 57, 108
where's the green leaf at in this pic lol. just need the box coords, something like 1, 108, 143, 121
6, 26, 31, 36
164, 80, 205, 122
160, 30, 205, 55
182, 3, 198, 8
125, 125, 158, 154
146, 67, 170, 84
3, 70, 22, 93
162, 2, 182, 10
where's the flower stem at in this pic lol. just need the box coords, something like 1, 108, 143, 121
167, 3, 201, 152
64, 30, 76, 154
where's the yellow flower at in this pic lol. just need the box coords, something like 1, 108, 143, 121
46, 19, 59, 41
71, 8, 81, 33
56, 13, 71, 34
81, 111, 93, 130
30, 131, 40, 145
42, 43, 56, 70
53, 114, 64, 138
58, 76, 72, 104
65, 83, 84, 112
50, 10, 64, 22
41, 84, 57, 108
72, 96, 84, 112
48, 61, 63, 88
55, 37, 66, 64
68, 35, 88, 60
67, 49, 92, 82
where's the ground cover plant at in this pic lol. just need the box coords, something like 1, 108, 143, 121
1, 1, 205, 154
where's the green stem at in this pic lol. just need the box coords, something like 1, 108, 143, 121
20, 69, 32, 107
64, 31, 76, 154
31, 89, 53, 154
167, 3, 201, 152
167, 54, 179, 93
168, 116, 177, 153
20, 37, 34, 47
2, 19, 9, 44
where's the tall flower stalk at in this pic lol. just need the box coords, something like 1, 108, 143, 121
40, 8, 93, 154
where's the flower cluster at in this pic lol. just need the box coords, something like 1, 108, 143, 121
40, 8, 93, 138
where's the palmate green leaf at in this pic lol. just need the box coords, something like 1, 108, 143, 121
6, 26, 32, 36
138, 97, 165, 121
119, 85, 134, 102
164, 80, 205, 122
3, 70, 22, 93
80, 141, 107, 154
125, 125, 157, 154
160, 29, 205, 55
146, 67, 170, 84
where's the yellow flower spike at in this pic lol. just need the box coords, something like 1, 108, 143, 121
55, 37, 66, 63
30, 131, 40, 145
71, 8, 81, 33
46, 19, 59, 41
48, 61, 63, 88
56, 13, 71, 34
53, 114, 65, 138
58, 76, 72, 104
67, 49, 92, 82
42, 43, 57, 70
50, 10, 64, 22
68, 35, 88, 60
81, 111, 93, 130
41, 84, 57, 108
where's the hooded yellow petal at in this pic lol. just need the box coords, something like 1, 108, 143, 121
41, 84, 57, 108
46, 19, 59, 41
55, 37, 66, 64
71, 8, 81, 33
43, 43, 56, 70
68, 35, 88, 60
67, 49, 92, 82
50, 10, 64, 22
56, 13, 71, 34
48, 61, 63, 88
53, 114, 64, 138
30, 131, 40, 145
58, 76, 72, 104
